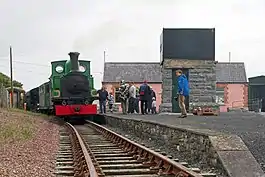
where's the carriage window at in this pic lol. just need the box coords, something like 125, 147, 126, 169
45, 84, 50, 93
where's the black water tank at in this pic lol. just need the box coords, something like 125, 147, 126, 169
160, 28, 215, 63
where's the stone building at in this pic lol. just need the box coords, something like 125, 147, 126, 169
160, 60, 217, 112
102, 62, 248, 113
159, 28, 217, 113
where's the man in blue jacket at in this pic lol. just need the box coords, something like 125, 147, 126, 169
176, 69, 189, 118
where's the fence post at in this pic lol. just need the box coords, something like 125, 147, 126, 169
259, 99, 262, 112
0, 83, 2, 108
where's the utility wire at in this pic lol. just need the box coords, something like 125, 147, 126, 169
0, 58, 103, 74
0, 58, 50, 67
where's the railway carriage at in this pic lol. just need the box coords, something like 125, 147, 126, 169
26, 52, 98, 118
25, 86, 39, 112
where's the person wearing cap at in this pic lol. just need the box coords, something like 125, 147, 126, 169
139, 80, 151, 114
135, 86, 140, 113
118, 80, 130, 114
128, 82, 136, 114
176, 69, 189, 118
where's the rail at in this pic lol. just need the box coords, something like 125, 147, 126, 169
65, 122, 99, 177
86, 120, 203, 177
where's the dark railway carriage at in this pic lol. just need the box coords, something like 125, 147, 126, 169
25, 87, 39, 112
39, 82, 52, 114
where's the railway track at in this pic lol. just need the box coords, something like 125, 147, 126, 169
54, 121, 217, 177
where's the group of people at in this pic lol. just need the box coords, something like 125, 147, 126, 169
97, 80, 157, 115
119, 80, 157, 115
96, 69, 189, 118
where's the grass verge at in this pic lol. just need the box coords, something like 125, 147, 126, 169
0, 108, 36, 143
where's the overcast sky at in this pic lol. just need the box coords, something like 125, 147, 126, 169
0, 0, 264, 91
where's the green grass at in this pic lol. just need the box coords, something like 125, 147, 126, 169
0, 108, 56, 143
0, 109, 36, 143
0, 122, 34, 143
10, 108, 49, 117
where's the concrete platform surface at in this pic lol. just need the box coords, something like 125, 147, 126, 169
107, 112, 265, 172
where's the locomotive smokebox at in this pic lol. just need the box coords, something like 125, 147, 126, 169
68, 52, 80, 71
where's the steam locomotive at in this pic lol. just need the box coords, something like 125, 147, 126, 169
25, 52, 98, 119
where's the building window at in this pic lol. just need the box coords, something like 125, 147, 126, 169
216, 87, 224, 104
45, 84, 50, 93
114, 87, 121, 103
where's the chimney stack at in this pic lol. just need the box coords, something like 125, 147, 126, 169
68, 52, 80, 71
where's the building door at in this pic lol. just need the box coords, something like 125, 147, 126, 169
172, 69, 189, 113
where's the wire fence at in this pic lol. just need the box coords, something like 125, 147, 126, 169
248, 98, 263, 112
0, 83, 9, 108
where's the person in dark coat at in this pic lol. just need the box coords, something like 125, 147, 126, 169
139, 80, 151, 114
135, 87, 140, 113
97, 86, 108, 114
147, 86, 156, 113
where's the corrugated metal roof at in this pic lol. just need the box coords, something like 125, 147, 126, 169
103, 62, 247, 83
103, 62, 162, 83
216, 62, 247, 83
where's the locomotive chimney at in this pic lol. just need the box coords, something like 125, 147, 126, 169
68, 52, 80, 71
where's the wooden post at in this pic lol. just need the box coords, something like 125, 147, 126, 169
229, 52, 231, 63
10, 46, 14, 108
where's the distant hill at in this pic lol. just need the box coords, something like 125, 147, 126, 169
0, 72, 23, 88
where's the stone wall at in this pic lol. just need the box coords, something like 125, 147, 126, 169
104, 115, 265, 177
160, 59, 217, 112
97, 103, 119, 113
159, 68, 173, 112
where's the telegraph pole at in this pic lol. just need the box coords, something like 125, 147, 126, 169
103, 50, 106, 63
229, 52, 231, 63
9, 46, 13, 108
103, 50, 106, 82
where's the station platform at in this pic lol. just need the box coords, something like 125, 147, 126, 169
106, 112, 265, 171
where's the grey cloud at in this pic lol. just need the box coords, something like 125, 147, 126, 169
72, 19, 132, 55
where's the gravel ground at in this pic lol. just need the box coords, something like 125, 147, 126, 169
0, 108, 60, 177
110, 112, 265, 172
